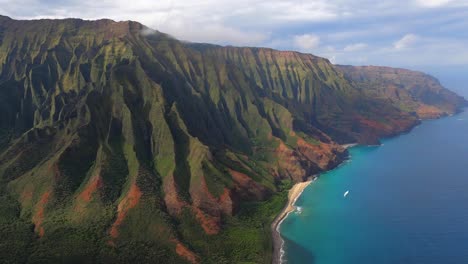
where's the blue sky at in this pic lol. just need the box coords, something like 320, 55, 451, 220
1, 0, 468, 73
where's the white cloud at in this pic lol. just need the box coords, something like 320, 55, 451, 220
343, 43, 368, 52
394, 34, 420, 49
415, 0, 454, 7
320, 35, 468, 68
293, 34, 321, 51
414, 0, 468, 8
263, 1, 337, 22
0, 0, 411, 46
164, 23, 270, 46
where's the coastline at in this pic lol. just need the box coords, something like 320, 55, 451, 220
269, 109, 467, 264
271, 179, 313, 264
271, 143, 356, 264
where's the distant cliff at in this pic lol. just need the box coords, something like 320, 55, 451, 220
336, 65, 467, 119
0, 16, 465, 263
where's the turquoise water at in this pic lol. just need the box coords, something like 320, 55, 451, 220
280, 108, 468, 264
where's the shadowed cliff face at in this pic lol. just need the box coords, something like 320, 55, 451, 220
0, 16, 465, 263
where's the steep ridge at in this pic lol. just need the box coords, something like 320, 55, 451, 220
0, 16, 465, 263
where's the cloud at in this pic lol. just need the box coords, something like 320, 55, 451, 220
414, 0, 468, 8
264, 1, 337, 22
415, 0, 454, 7
163, 22, 270, 46
293, 34, 320, 51
321, 35, 468, 69
394, 34, 420, 49
343, 43, 368, 52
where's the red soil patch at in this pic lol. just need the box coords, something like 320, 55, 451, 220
273, 141, 305, 181
170, 239, 199, 264
358, 117, 389, 132
193, 207, 220, 235
273, 136, 345, 181
175, 242, 199, 264
228, 169, 266, 199
416, 104, 444, 119
275, 140, 291, 153
229, 169, 252, 186
356, 115, 417, 140
33, 191, 51, 237
109, 183, 142, 239
77, 172, 103, 203
164, 172, 232, 235
190, 176, 222, 235
163, 175, 187, 216
296, 138, 338, 170
218, 188, 233, 215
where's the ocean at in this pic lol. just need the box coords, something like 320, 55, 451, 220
280, 82, 468, 264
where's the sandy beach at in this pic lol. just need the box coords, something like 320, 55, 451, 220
271, 143, 355, 263
341, 143, 358, 149
271, 180, 313, 264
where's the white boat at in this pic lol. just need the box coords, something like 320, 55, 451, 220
344, 190, 349, 197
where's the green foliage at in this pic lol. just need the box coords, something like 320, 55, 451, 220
296, 131, 320, 145
165, 107, 193, 202
100, 141, 130, 203
0, 193, 34, 264
0, 220, 34, 264
201, 161, 233, 197
56, 136, 98, 199
174, 180, 291, 263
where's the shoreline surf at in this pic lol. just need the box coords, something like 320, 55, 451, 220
273, 109, 468, 264
271, 143, 357, 264
271, 179, 313, 264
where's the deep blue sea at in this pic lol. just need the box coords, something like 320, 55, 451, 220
280, 81, 468, 264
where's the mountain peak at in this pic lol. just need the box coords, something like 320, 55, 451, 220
0, 15, 146, 39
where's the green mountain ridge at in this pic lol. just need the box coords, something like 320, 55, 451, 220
0, 16, 465, 263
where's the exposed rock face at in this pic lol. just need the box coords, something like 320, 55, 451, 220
0, 16, 465, 263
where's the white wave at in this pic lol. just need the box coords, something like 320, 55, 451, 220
296, 207, 303, 214
277, 182, 313, 264
279, 240, 286, 264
